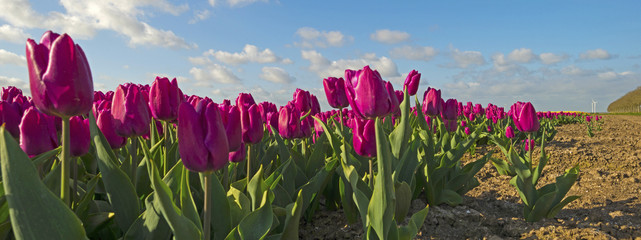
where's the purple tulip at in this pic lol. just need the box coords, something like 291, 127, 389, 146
236, 93, 256, 111
487, 125, 492, 133
323, 77, 349, 109
96, 108, 127, 149
422, 87, 442, 117
1, 86, 23, 102
26, 31, 93, 118
220, 105, 241, 152
111, 83, 152, 137
278, 104, 301, 139
310, 94, 321, 116
353, 118, 376, 157
265, 111, 278, 134
229, 143, 246, 163
149, 76, 184, 121
395, 90, 404, 104
69, 116, 90, 157
403, 69, 421, 96
464, 127, 471, 135
241, 104, 263, 144
257, 101, 277, 123
0, 101, 21, 138
511, 102, 540, 133
505, 125, 515, 139
299, 112, 313, 138
441, 99, 458, 121
19, 107, 59, 157
344, 66, 392, 119
524, 139, 535, 151
460, 120, 467, 127
385, 81, 401, 117
178, 101, 229, 172
293, 88, 311, 113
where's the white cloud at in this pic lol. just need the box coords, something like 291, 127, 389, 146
539, 52, 567, 65
227, 0, 268, 7
507, 48, 536, 63
209, 0, 216, 6
560, 65, 585, 75
189, 64, 241, 85
259, 67, 295, 84
0, 76, 28, 91
295, 27, 352, 48
301, 50, 399, 79
204, 44, 291, 65
0, 24, 31, 43
0, 0, 194, 49
370, 29, 410, 44
0, 49, 26, 66
448, 47, 485, 68
580, 48, 612, 60
389, 45, 437, 61
189, 9, 211, 24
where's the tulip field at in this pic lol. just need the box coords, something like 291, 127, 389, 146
0, 31, 640, 239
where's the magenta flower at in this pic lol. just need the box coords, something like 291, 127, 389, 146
220, 105, 242, 152
464, 127, 471, 135
323, 77, 349, 109
0, 101, 21, 138
310, 94, 321, 116
385, 81, 400, 117
26, 31, 93, 118
278, 104, 301, 139
19, 107, 59, 157
229, 143, 246, 163
422, 87, 442, 117
505, 125, 515, 139
511, 102, 540, 133
96, 108, 126, 149
344, 66, 392, 119
149, 76, 184, 121
178, 101, 229, 172
353, 118, 376, 157
241, 104, 263, 144
69, 116, 90, 157
403, 69, 421, 96
441, 98, 458, 121
111, 83, 151, 137
293, 88, 311, 113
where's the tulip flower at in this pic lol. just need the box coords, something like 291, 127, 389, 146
523, 139, 535, 152
353, 118, 376, 158
1, 86, 23, 102
386, 81, 400, 116
422, 87, 442, 117
310, 94, 321, 116
26, 31, 93, 118
505, 125, 515, 139
19, 107, 59, 157
149, 76, 184, 121
511, 102, 540, 133
111, 83, 152, 137
229, 143, 246, 163
441, 99, 458, 121
403, 69, 421, 96
323, 77, 349, 109
236, 93, 256, 111
69, 116, 90, 157
0, 101, 21, 138
460, 120, 467, 128
257, 101, 277, 123
178, 101, 229, 172
300, 113, 313, 138
265, 111, 278, 134
278, 104, 301, 139
96, 109, 127, 149
293, 88, 311, 113
220, 105, 241, 152
344, 66, 392, 119
464, 127, 471, 135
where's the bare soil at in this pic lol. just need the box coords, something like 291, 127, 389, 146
299, 115, 641, 239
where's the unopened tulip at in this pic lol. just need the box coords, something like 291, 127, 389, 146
26, 31, 93, 118
310, 94, 321, 116
464, 127, 471, 135
422, 87, 442, 117
69, 116, 90, 157
0, 101, 21, 138
96, 109, 126, 149
220, 105, 241, 152
441, 99, 458, 121
293, 88, 311, 113
511, 102, 540, 133
236, 93, 256, 111
19, 107, 59, 157
353, 118, 376, 157
149, 77, 184, 121
323, 77, 349, 109
344, 66, 392, 119
299, 113, 313, 138
257, 101, 277, 122
505, 125, 515, 139
178, 102, 229, 172
278, 104, 301, 139
229, 143, 246, 163
386, 82, 400, 116
403, 69, 421, 96
241, 104, 263, 144
111, 83, 151, 137
265, 111, 278, 134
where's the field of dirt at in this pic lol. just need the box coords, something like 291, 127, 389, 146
300, 115, 641, 239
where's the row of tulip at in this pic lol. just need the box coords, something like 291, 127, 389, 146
0, 31, 585, 239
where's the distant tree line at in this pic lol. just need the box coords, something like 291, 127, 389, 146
608, 86, 641, 113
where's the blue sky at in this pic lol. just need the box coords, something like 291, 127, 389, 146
0, 0, 639, 112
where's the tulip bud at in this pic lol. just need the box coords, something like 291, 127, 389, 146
386, 81, 400, 117
111, 83, 152, 137
236, 93, 256, 111
353, 118, 376, 157
149, 77, 184, 121
310, 94, 321, 116
344, 66, 392, 119
26, 31, 93, 118
178, 102, 229, 172
464, 127, 471, 135
460, 120, 467, 127
229, 143, 246, 163
403, 69, 421, 96
0, 101, 21, 138
241, 104, 263, 144
505, 125, 515, 139
323, 77, 349, 109
19, 107, 59, 157
265, 111, 278, 134
69, 116, 90, 157
96, 109, 127, 149
422, 87, 442, 117
257, 101, 277, 123
293, 88, 311, 113
278, 104, 301, 139
220, 105, 241, 152
299, 113, 313, 138
511, 102, 540, 133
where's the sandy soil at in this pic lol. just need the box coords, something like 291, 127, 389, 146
299, 115, 641, 239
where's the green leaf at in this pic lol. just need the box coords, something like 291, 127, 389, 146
181, 169, 202, 233
547, 195, 580, 219
394, 182, 412, 222
397, 204, 429, 240
389, 90, 411, 159
0, 126, 88, 240
238, 192, 273, 240
367, 118, 396, 239
440, 189, 463, 206
123, 194, 171, 240
247, 166, 268, 211
209, 170, 232, 240
90, 112, 141, 233
279, 190, 303, 240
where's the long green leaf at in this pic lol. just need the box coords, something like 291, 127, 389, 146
389, 90, 411, 159
238, 192, 273, 240
367, 118, 396, 239
0, 127, 87, 240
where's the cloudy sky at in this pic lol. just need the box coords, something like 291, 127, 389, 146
0, 0, 639, 112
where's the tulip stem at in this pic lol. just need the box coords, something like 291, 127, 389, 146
222, 165, 229, 192
338, 107, 345, 137
73, 156, 78, 207
246, 144, 252, 188
369, 158, 373, 189
131, 137, 138, 186
203, 172, 213, 240
60, 117, 71, 207
163, 121, 170, 175
528, 133, 534, 170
